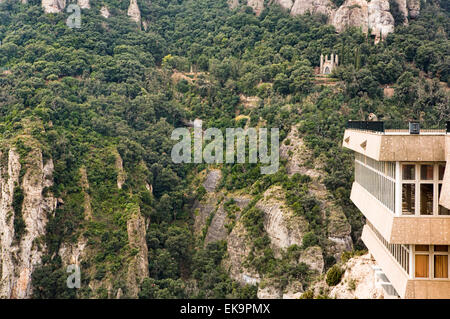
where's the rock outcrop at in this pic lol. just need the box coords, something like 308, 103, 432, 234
331, 0, 396, 38
256, 186, 308, 257
276, 0, 294, 10
406, 0, 420, 19
235, 0, 421, 39
79, 166, 92, 221
58, 237, 87, 269
290, 0, 334, 17
257, 285, 283, 299
394, 0, 409, 21
299, 246, 324, 274
0, 148, 56, 298
115, 151, 126, 190
329, 253, 385, 299
331, 0, 370, 33
100, 6, 110, 19
247, 0, 266, 16
228, 0, 240, 10
226, 220, 261, 285
204, 195, 250, 245
77, 0, 89, 9
280, 125, 353, 260
125, 205, 149, 298
42, 0, 66, 13
203, 169, 222, 193
128, 0, 141, 25
368, 0, 395, 38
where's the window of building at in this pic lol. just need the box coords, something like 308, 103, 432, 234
403, 164, 415, 180
415, 245, 429, 278
420, 184, 434, 215
416, 245, 429, 252
355, 155, 395, 212
434, 246, 449, 279
415, 255, 429, 278
421, 165, 434, 180
402, 184, 415, 215
435, 255, 448, 278
401, 163, 447, 216
414, 245, 450, 279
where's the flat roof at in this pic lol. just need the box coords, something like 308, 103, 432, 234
343, 129, 448, 162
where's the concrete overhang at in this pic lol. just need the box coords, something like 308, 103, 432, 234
363, 225, 450, 299
343, 129, 446, 162
351, 182, 450, 245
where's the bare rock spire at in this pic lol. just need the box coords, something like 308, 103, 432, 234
128, 0, 141, 25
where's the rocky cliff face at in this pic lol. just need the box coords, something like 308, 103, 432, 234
280, 125, 353, 260
195, 155, 351, 298
0, 147, 56, 298
394, 0, 421, 21
115, 151, 126, 190
329, 253, 385, 298
236, 0, 420, 39
290, 0, 335, 17
406, 0, 420, 19
331, 0, 395, 38
58, 171, 148, 299
125, 205, 149, 298
41, 0, 89, 12
247, 0, 267, 15
255, 186, 308, 257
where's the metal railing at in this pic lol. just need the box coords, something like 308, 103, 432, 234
347, 121, 449, 134
346, 120, 385, 133
367, 221, 410, 275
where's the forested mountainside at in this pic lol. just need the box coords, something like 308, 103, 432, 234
0, 0, 448, 299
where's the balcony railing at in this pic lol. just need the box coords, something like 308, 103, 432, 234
346, 120, 385, 133
366, 221, 410, 275
347, 121, 449, 135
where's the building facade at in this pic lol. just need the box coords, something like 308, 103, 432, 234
320, 53, 338, 75
343, 121, 450, 298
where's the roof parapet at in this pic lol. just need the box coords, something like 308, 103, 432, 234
346, 120, 385, 133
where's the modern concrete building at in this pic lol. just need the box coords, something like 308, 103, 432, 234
343, 121, 450, 299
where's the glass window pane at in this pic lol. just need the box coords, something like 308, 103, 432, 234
403, 165, 415, 180
402, 184, 415, 215
415, 255, 429, 278
439, 164, 446, 180
434, 255, 448, 278
439, 184, 450, 215
420, 165, 434, 180
416, 245, 429, 252
420, 184, 434, 215
435, 245, 448, 252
